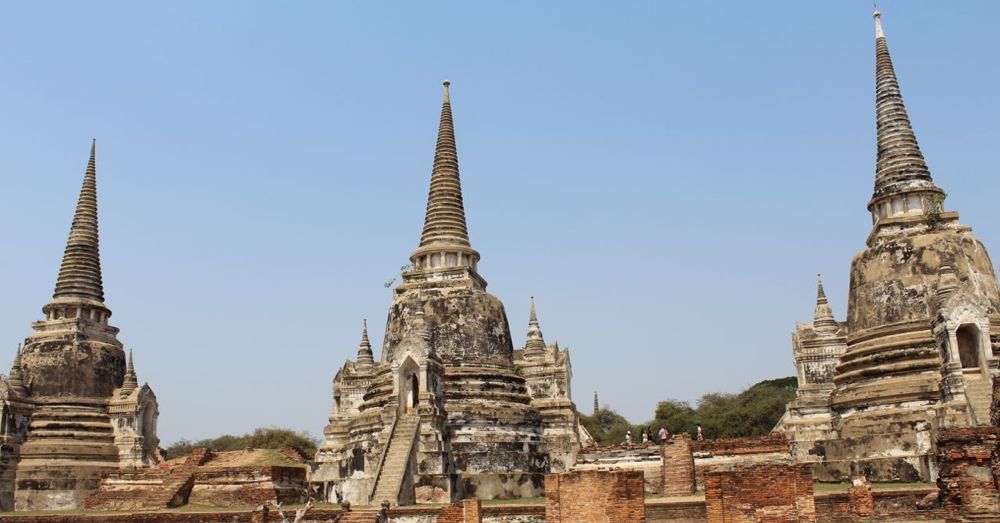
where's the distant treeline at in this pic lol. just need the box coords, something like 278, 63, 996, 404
164, 426, 319, 460
580, 376, 797, 445
165, 377, 796, 457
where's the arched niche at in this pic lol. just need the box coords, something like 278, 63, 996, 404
957, 324, 981, 370
397, 357, 420, 416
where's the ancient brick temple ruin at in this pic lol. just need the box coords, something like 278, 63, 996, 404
0, 142, 160, 510
311, 82, 582, 505
776, 11, 1000, 482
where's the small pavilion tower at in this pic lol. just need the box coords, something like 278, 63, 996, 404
774, 275, 847, 464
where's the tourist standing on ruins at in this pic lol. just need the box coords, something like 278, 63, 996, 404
645, 429, 653, 444
658, 426, 669, 442
625, 431, 632, 445
696, 425, 704, 441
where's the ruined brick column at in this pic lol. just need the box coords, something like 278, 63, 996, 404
848, 475, 875, 518
544, 474, 562, 523
436, 498, 482, 523
661, 434, 696, 497
936, 427, 1000, 520
545, 470, 646, 523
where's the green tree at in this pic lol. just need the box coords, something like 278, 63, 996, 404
580, 407, 641, 445
164, 427, 319, 460
652, 399, 697, 437
651, 377, 798, 440
694, 377, 797, 438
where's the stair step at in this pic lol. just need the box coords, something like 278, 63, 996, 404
964, 375, 994, 425
368, 415, 421, 505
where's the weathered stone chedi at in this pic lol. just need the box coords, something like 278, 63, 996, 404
0, 142, 160, 510
312, 82, 582, 505
777, 12, 1000, 482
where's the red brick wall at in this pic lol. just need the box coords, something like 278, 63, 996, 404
813, 488, 948, 522
936, 427, 1000, 519
704, 461, 815, 523
545, 469, 646, 523
436, 498, 482, 523
646, 500, 708, 522
692, 434, 792, 489
661, 434, 696, 497
692, 433, 789, 456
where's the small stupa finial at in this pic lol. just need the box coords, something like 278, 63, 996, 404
873, 7, 884, 39
443, 79, 451, 103
120, 349, 138, 397
524, 296, 546, 356
12, 344, 23, 369
813, 275, 838, 334
357, 319, 375, 370
8, 343, 27, 397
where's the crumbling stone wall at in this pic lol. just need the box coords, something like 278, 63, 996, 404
661, 435, 695, 497
572, 444, 662, 493
188, 466, 306, 506
544, 469, 645, 523
936, 427, 1000, 520
703, 459, 815, 523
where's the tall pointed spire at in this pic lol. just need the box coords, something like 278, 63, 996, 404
869, 10, 944, 214
524, 297, 547, 356
52, 140, 106, 306
420, 80, 470, 248
813, 274, 839, 334
356, 319, 375, 370
410, 81, 481, 273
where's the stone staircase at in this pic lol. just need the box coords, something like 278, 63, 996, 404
369, 414, 419, 506
147, 447, 213, 508
336, 508, 381, 522
964, 373, 993, 425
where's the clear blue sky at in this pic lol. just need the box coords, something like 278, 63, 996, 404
2, 1, 999, 445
